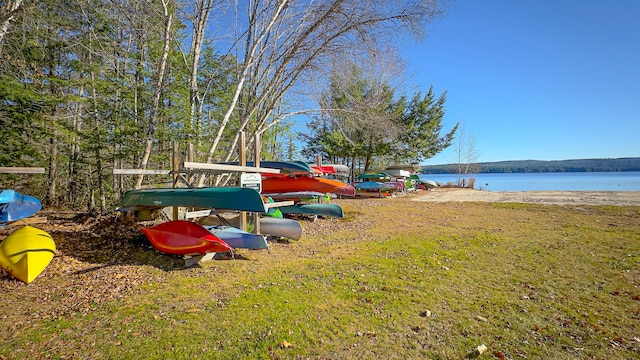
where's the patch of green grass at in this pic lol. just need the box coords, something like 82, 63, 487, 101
2, 201, 639, 359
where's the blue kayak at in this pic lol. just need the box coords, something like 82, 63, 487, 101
204, 225, 269, 250
0, 189, 17, 204
354, 181, 390, 191
0, 190, 42, 223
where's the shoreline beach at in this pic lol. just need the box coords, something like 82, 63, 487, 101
412, 188, 640, 206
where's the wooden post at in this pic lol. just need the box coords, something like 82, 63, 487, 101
238, 131, 247, 231
172, 142, 179, 221
187, 143, 195, 185
253, 133, 261, 235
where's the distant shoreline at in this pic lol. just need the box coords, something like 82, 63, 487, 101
412, 188, 640, 206
420, 157, 640, 174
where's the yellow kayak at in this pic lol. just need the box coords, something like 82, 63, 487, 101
0, 226, 56, 284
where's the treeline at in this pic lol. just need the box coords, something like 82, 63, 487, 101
420, 157, 640, 174
0, 1, 446, 211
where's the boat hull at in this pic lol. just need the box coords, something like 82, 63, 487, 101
0, 226, 56, 284
120, 187, 267, 213
204, 225, 269, 250
141, 220, 233, 255
262, 176, 355, 196
278, 204, 344, 218
354, 181, 390, 191
421, 180, 438, 189
224, 161, 313, 174
0, 191, 42, 223
203, 215, 303, 240
322, 164, 350, 177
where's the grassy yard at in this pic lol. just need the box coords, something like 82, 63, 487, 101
2, 196, 639, 359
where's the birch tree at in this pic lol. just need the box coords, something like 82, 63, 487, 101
0, 0, 22, 54
135, 0, 174, 189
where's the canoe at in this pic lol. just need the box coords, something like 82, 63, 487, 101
204, 225, 269, 250
278, 203, 344, 218
262, 176, 355, 196
120, 187, 267, 213
385, 181, 406, 191
202, 214, 303, 240
224, 161, 313, 174
0, 190, 42, 223
0, 226, 56, 284
257, 217, 303, 240
353, 181, 390, 191
358, 172, 391, 181
322, 164, 350, 177
421, 180, 438, 189
140, 220, 233, 255
262, 191, 335, 202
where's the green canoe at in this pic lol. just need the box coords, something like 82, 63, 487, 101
120, 187, 267, 213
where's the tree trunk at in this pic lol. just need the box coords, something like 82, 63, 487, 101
135, 0, 173, 189
47, 136, 57, 207
0, 0, 22, 55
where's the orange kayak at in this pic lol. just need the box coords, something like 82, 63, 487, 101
261, 176, 355, 196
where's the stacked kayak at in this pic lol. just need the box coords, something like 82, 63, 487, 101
353, 181, 393, 198
0, 226, 56, 284
357, 172, 391, 182
321, 164, 350, 177
262, 175, 355, 197
140, 220, 233, 255
202, 214, 303, 240
0, 189, 43, 223
223, 161, 314, 175
204, 225, 269, 250
277, 204, 344, 218
119, 187, 267, 213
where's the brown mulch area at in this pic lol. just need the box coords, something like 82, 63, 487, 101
0, 211, 183, 326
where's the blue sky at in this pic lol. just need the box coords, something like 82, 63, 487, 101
400, 0, 640, 165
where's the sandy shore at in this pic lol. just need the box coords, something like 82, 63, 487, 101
412, 188, 640, 206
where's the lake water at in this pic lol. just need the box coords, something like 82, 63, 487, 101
419, 171, 640, 192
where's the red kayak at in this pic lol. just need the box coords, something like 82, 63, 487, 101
311, 165, 336, 175
261, 175, 356, 196
141, 220, 233, 255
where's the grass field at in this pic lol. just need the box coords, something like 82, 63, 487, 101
1, 195, 639, 359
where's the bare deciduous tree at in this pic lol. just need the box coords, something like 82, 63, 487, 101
196, 0, 445, 186
136, 0, 174, 189
454, 125, 480, 188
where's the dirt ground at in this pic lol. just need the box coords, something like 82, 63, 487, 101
413, 188, 640, 206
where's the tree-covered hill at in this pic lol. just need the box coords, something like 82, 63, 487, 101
420, 157, 640, 174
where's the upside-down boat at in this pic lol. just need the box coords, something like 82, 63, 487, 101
0, 189, 42, 223
261, 175, 355, 197
0, 226, 56, 284
140, 220, 233, 255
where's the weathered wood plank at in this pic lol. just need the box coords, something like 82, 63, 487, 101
264, 200, 294, 209
113, 169, 172, 175
0, 167, 46, 174
183, 161, 280, 174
